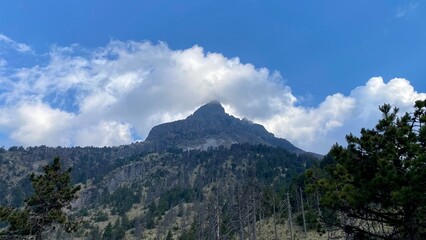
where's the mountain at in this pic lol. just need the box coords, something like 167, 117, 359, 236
145, 101, 304, 154
0, 101, 324, 239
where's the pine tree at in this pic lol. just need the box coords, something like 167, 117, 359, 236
121, 215, 131, 231
0, 157, 81, 239
113, 218, 125, 239
89, 226, 101, 240
102, 223, 113, 240
165, 229, 173, 240
311, 100, 426, 239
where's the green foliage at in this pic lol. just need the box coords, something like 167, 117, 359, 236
7, 176, 33, 208
102, 223, 113, 240
101, 186, 140, 215
311, 100, 426, 239
0, 157, 81, 239
0, 208, 30, 236
0, 180, 8, 206
88, 226, 101, 240
296, 210, 319, 231
121, 215, 132, 231
101, 219, 126, 240
165, 229, 173, 240
93, 211, 109, 222
0, 141, 319, 238
147, 187, 195, 220
157, 187, 194, 215
79, 208, 90, 217
144, 211, 155, 230
113, 219, 125, 239
178, 221, 196, 240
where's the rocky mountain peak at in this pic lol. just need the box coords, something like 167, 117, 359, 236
187, 100, 227, 120
144, 101, 305, 154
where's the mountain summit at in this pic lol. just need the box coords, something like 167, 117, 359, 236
188, 100, 227, 120
145, 101, 304, 153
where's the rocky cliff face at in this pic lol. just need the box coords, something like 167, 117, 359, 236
145, 101, 304, 153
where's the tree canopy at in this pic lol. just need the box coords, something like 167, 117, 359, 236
309, 100, 426, 239
0, 157, 81, 239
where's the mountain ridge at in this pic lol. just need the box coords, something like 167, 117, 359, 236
144, 101, 305, 154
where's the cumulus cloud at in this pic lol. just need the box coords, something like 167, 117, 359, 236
0, 100, 75, 146
0, 36, 424, 153
259, 77, 426, 153
74, 121, 133, 147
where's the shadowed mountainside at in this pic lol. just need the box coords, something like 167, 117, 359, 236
145, 101, 304, 154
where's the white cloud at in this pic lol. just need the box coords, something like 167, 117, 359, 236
256, 93, 356, 153
350, 77, 425, 118
0, 37, 425, 153
74, 121, 133, 147
0, 101, 75, 146
259, 77, 426, 153
0, 34, 32, 53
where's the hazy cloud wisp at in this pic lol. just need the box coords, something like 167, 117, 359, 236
395, 2, 420, 18
0, 34, 32, 53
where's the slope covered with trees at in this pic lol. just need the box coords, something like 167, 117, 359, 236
5, 100, 426, 239
77, 144, 319, 239
0, 143, 320, 239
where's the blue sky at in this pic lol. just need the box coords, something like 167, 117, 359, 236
0, 1, 425, 153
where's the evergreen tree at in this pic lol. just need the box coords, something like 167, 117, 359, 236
165, 229, 173, 240
113, 218, 125, 239
311, 100, 426, 239
89, 226, 101, 240
121, 215, 131, 231
102, 223, 113, 240
0, 157, 81, 240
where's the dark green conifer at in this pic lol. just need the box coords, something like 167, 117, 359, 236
165, 229, 173, 240
0, 157, 81, 239
311, 100, 426, 239
102, 223, 113, 240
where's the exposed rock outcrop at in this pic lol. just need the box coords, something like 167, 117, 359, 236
145, 101, 304, 153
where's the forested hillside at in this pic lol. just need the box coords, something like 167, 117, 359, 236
1, 102, 324, 239
6, 100, 424, 239
1, 144, 321, 239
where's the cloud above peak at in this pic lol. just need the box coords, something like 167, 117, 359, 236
0, 36, 424, 154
